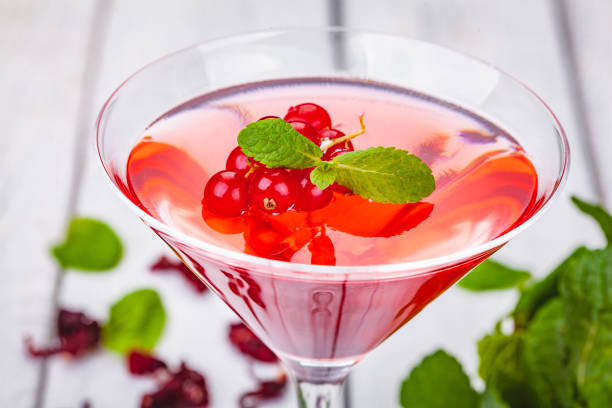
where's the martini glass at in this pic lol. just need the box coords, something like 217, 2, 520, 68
96, 28, 569, 407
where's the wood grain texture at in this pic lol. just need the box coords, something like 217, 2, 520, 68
0, 1, 97, 406
343, 1, 603, 406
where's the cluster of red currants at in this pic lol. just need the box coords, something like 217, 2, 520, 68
204, 103, 354, 217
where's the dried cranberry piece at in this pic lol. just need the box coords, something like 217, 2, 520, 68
151, 255, 208, 293
141, 362, 209, 408
239, 374, 287, 408
25, 309, 101, 358
82, 401, 92, 408
128, 350, 168, 375
228, 322, 277, 363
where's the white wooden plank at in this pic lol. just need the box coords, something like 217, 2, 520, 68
0, 1, 97, 406
343, 1, 602, 406
563, 0, 612, 205
43, 1, 328, 407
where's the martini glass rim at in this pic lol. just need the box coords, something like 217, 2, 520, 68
95, 26, 570, 279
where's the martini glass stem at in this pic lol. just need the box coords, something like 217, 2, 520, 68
296, 378, 346, 408
289, 361, 352, 408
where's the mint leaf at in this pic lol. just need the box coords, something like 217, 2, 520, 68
400, 350, 478, 408
237, 119, 436, 203
458, 259, 531, 291
480, 389, 509, 408
102, 288, 166, 354
311, 162, 337, 190
524, 299, 573, 408
52, 217, 122, 271
513, 247, 588, 328
478, 332, 537, 407
560, 248, 612, 407
237, 118, 322, 168
332, 147, 435, 203
571, 196, 612, 246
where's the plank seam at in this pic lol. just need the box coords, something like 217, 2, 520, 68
328, 0, 347, 70
326, 3, 353, 407
552, 0, 607, 205
32, 1, 114, 406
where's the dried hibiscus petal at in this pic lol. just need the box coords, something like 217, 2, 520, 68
128, 350, 168, 375
25, 309, 101, 357
151, 255, 208, 293
228, 322, 277, 363
141, 362, 209, 408
239, 374, 287, 408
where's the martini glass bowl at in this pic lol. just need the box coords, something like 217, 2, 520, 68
96, 28, 569, 407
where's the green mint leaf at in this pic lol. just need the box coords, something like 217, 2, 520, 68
310, 162, 337, 189
458, 259, 531, 292
332, 147, 435, 203
524, 299, 573, 408
52, 217, 123, 271
400, 350, 478, 408
513, 247, 588, 329
571, 196, 612, 246
237, 118, 322, 168
480, 389, 510, 408
102, 288, 166, 354
478, 332, 537, 407
559, 247, 612, 407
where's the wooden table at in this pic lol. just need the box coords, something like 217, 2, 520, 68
2, 0, 610, 406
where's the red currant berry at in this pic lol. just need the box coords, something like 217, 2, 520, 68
318, 128, 345, 140
245, 214, 291, 258
226, 146, 250, 174
293, 170, 333, 211
249, 169, 297, 213
284, 103, 331, 130
203, 170, 249, 217
331, 183, 351, 194
289, 120, 320, 145
258, 115, 279, 121
322, 141, 354, 161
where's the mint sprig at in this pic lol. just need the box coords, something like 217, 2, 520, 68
327, 147, 435, 203
237, 118, 435, 203
458, 259, 531, 292
237, 119, 322, 169
310, 161, 337, 190
102, 288, 166, 354
401, 196, 612, 408
400, 350, 479, 408
52, 217, 123, 271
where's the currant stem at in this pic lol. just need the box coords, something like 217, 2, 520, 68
244, 158, 260, 178
324, 114, 366, 151
244, 166, 255, 178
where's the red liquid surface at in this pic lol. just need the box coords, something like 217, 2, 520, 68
119, 80, 540, 361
